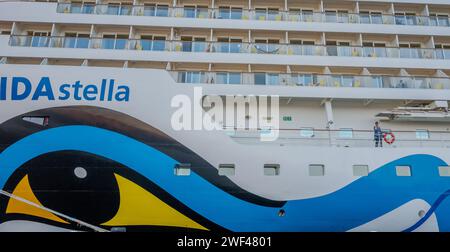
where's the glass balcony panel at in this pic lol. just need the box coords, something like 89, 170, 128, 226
267, 43, 281, 54
156, 6, 168, 16
71, 3, 82, 13
342, 76, 354, 87
184, 7, 196, 18
216, 73, 228, 84
63, 37, 76, 48
143, 6, 155, 16
102, 38, 115, 49
430, 16, 438, 26
417, 16, 428, 26
438, 16, 450, 26
76, 37, 89, 48
216, 42, 229, 53
337, 12, 349, 23
268, 10, 281, 21
410, 48, 421, 58
120, 6, 132, 15
230, 8, 243, 19
327, 46, 338, 56
181, 41, 192, 52
444, 49, 450, 59
325, 12, 337, 22
287, 45, 301, 55
373, 47, 386, 57
267, 74, 279, 85
107, 5, 120, 15
115, 39, 127, 49
395, 15, 406, 25
436, 49, 445, 59
254, 73, 266, 85
406, 15, 417, 25
400, 48, 411, 58
152, 40, 166, 51
372, 76, 383, 88
303, 45, 314, 55
371, 14, 383, 24
363, 47, 374, 57
255, 10, 266, 20
31, 36, 49, 47
228, 73, 242, 84
302, 11, 314, 22
140, 39, 152, 50
229, 42, 242, 53
197, 8, 208, 18
339, 46, 353, 56
253, 43, 268, 53
218, 8, 230, 19
82, 4, 95, 14
360, 13, 370, 24
192, 41, 207, 52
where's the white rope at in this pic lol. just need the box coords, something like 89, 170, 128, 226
0, 189, 109, 232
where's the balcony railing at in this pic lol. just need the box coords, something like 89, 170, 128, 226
226, 128, 450, 148
171, 71, 450, 90
56, 3, 450, 27
9, 35, 450, 61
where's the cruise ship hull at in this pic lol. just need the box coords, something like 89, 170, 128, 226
0, 64, 450, 232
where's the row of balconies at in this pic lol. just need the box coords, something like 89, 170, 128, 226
171, 71, 450, 90
56, 2, 450, 28
9, 35, 450, 60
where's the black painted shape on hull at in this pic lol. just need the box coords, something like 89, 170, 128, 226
0, 106, 285, 208
0, 150, 226, 231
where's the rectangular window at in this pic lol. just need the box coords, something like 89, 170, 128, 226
218, 164, 235, 176
353, 165, 369, 176
438, 166, 450, 177
416, 129, 430, 139
339, 128, 353, 138
264, 164, 280, 176
300, 128, 314, 138
174, 163, 191, 176
396, 166, 412, 177
309, 164, 325, 176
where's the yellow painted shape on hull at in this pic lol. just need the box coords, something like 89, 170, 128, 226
102, 174, 208, 230
6, 175, 69, 224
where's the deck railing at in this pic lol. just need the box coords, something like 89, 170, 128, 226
56, 3, 450, 28
225, 128, 450, 148
9, 35, 450, 61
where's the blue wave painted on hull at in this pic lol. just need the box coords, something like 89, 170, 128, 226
1, 126, 450, 231
402, 189, 450, 232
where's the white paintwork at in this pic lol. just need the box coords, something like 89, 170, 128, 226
349, 199, 439, 232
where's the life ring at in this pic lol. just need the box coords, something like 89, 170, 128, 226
383, 132, 395, 145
